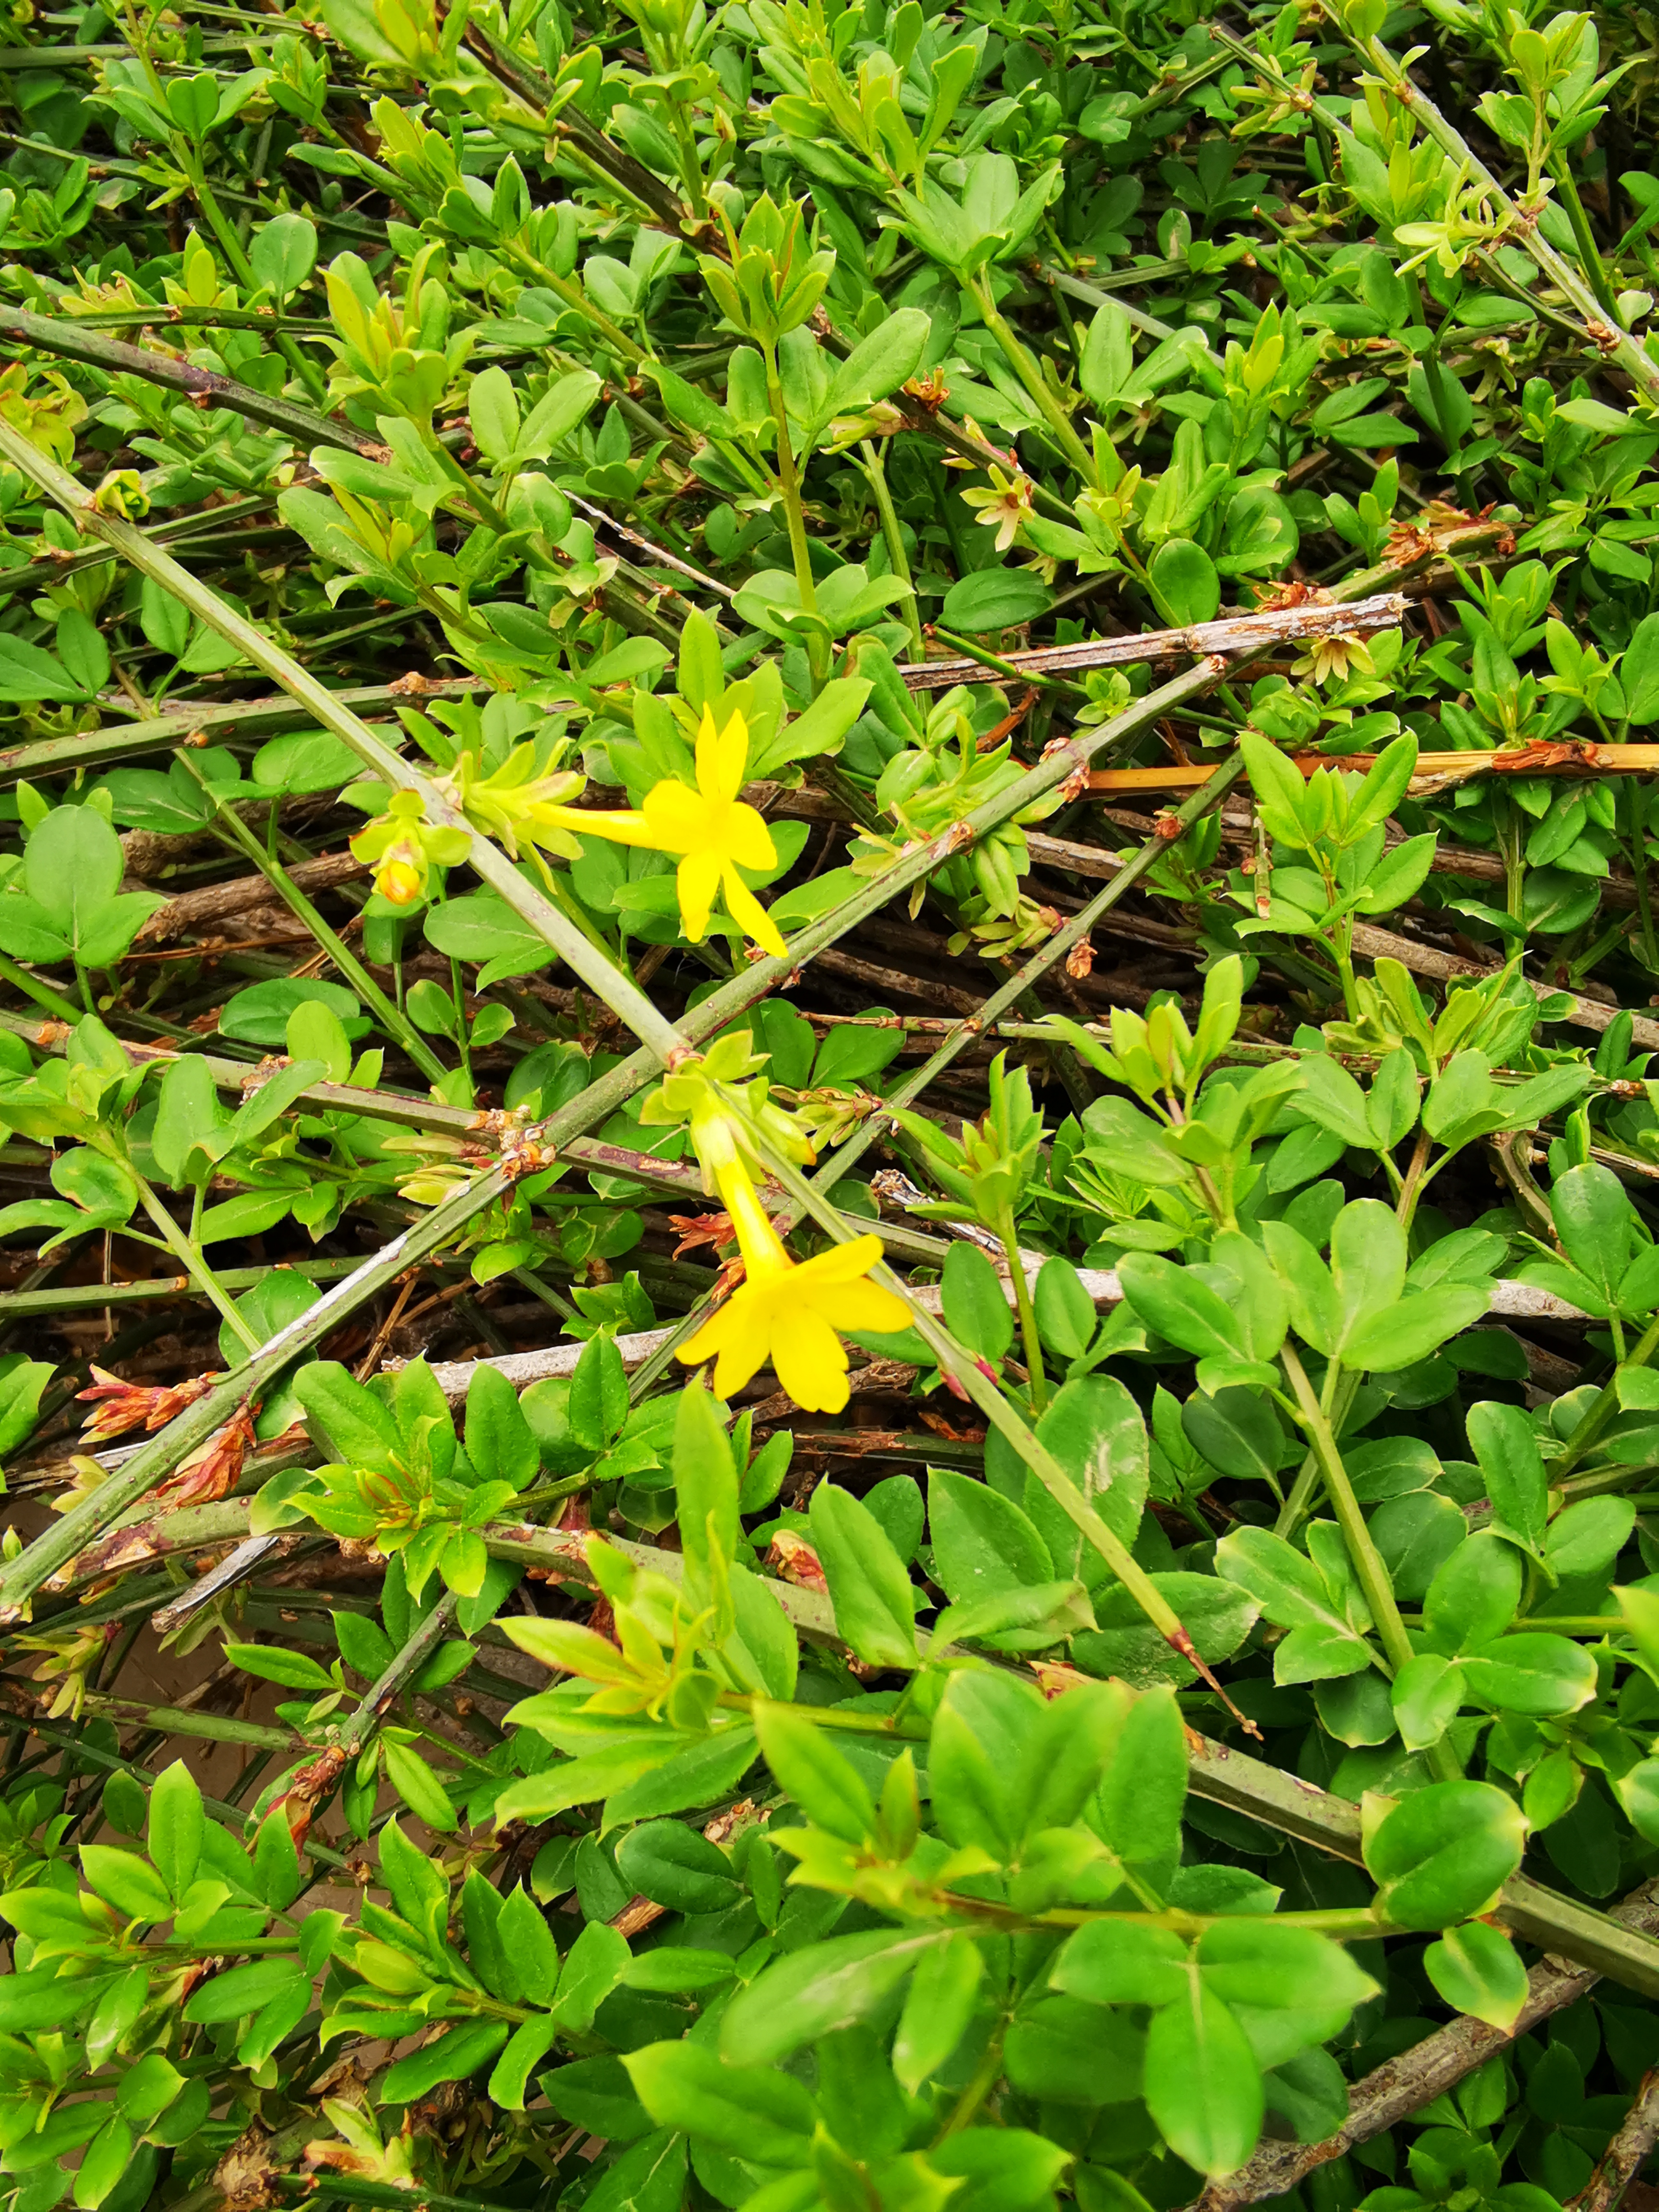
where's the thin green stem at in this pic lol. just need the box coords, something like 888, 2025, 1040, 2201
178, 754, 451, 1087
0, 949, 82, 1022
128, 1160, 261, 1354
999, 1207, 1047, 1412
1280, 1343, 1462, 1781
1550, 156, 1624, 327
1553, 1308, 1659, 1480
761, 1148, 1234, 1693
859, 438, 924, 663
968, 277, 1099, 489
763, 343, 828, 693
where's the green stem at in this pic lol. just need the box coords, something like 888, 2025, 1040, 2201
178, 755, 450, 1086
762, 1149, 1231, 1690
1495, 790, 1526, 923
1551, 156, 1624, 327
762, 343, 828, 693
968, 277, 1100, 489
664, 100, 709, 221
1552, 1308, 1659, 1481
502, 245, 646, 363
0, 949, 82, 1022
128, 1159, 261, 1355
336, 1593, 458, 1760
174, 153, 331, 405
859, 438, 924, 664
1394, 1130, 1434, 1233
1279, 1343, 1467, 1778
999, 1207, 1047, 1412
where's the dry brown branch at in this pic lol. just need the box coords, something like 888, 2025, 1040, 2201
1189, 1881, 1659, 2212
899, 591, 1411, 692
137, 852, 369, 942
1571, 2066, 1659, 2212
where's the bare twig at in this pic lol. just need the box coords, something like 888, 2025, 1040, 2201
1188, 1883, 1659, 2212
1571, 2068, 1659, 2212
901, 591, 1409, 691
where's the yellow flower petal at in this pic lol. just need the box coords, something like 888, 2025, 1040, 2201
640, 780, 710, 854
723, 801, 778, 873
680, 1295, 767, 1396
677, 847, 722, 942
540, 806, 661, 849
721, 863, 786, 958
795, 1233, 889, 1286
768, 1301, 850, 1413
716, 1159, 792, 1276
714, 709, 748, 805
809, 1277, 913, 1336
696, 704, 748, 805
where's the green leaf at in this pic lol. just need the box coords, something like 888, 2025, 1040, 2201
0, 1966, 120, 2031
808, 1479, 920, 1668
183, 1955, 308, 2023
146, 1762, 204, 1901
1423, 1920, 1528, 2029
1147, 537, 1220, 625
615, 1818, 743, 1915
1197, 1921, 1376, 2020
293, 1361, 401, 1472
820, 308, 930, 421
1422, 1532, 1523, 1657
1093, 1683, 1186, 1882
79, 1846, 174, 1924
552, 1919, 629, 2032
1240, 731, 1312, 847
720, 1929, 935, 2063
1365, 1781, 1526, 1928
571, 1331, 628, 1450
754, 1702, 875, 1843
603, 1725, 761, 1825
383, 1741, 458, 1831
0, 634, 91, 702
1053, 1920, 1187, 2006
224, 1641, 337, 1692
927, 1468, 1053, 1634
75, 2116, 136, 2210
1466, 1399, 1549, 1557
464, 1363, 539, 1491
893, 1940, 984, 2092
939, 567, 1052, 633
1545, 1495, 1635, 1582
381, 2021, 510, 2103
1118, 1254, 1247, 1364
1144, 1982, 1262, 2177
1340, 1284, 1490, 1371
1458, 1632, 1597, 1717
674, 1383, 740, 1615
624, 2042, 817, 2166
1392, 1653, 1465, 1751
941, 1241, 1014, 1361
583, 2132, 688, 2212
252, 1808, 302, 1912
250, 211, 317, 296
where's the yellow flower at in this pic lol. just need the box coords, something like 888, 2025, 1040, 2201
557, 706, 787, 955
677, 1160, 909, 1412
375, 841, 425, 906
961, 464, 1036, 553
1292, 630, 1375, 686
